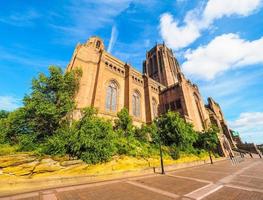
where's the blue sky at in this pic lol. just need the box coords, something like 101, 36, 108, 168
0, 0, 263, 144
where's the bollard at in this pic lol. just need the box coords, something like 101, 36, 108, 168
250, 153, 253, 158
258, 153, 262, 159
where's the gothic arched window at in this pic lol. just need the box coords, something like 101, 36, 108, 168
132, 91, 141, 117
152, 98, 158, 118
105, 81, 118, 112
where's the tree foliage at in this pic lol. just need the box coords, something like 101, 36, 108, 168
0, 110, 9, 119
23, 66, 81, 141
155, 111, 197, 150
0, 108, 27, 143
114, 108, 133, 137
195, 126, 220, 164
70, 107, 116, 163
196, 126, 219, 151
0, 66, 81, 146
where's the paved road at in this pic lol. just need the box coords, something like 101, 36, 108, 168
1, 157, 263, 200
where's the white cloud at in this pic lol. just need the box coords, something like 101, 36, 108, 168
182, 34, 263, 79
160, 0, 262, 49
107, 25, 118, 53
160, 13, 201, 50
0, 96, 21, 111
229, 112, 263, 144
204, 0, 262, 22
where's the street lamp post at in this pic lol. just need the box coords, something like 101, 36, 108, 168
159, 137, 165, 174
156, 118, 165, 174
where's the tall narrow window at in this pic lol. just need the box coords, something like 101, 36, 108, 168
105, 81, 118, 112
132, 91, 141, 117
152, 98, 158, 118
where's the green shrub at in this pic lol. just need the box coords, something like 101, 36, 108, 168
70, 108, 117, 164
0, 144, 18, 155
169, 145, 180, 160
0, 119, 7, 144
42, 133, 68, 156
18, 134, 38, 151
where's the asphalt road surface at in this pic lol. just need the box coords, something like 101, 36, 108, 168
1, 157, 262, 200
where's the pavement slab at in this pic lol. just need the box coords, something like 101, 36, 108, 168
134, 175, 208, 195
171, 169, 229, 182
203, 186, 263, 200
56, 182, 174, 200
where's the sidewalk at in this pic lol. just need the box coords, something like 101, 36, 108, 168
0, 157, 226, 197
1, 157, 262, 200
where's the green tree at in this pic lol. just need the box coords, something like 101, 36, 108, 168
41, 123, 74, 156
70, 107, 116, 164
22, 66, 81, 142
134, 124, 153, 142
0, 110, 10, 143
155, 111, 197, 151
0, 66, 81, 150
114, 108, 134, 137
197, 126, 219, 164
0, 108, 27, 144
0, 110, 9, 119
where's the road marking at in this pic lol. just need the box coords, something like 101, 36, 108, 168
55, 179, 122, 192
192, 169, 230, 175
166, 174, 212, 184
239, 174, 263, 180
184, 184, 222, 200
225, 184, 263, 194
184, 183, 213, 196
126, 180, 179, 199
184, 161, 261, 199
219, 161, 260, 184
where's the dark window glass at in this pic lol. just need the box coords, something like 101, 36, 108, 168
170, 101, 176, 110
175, 99, 182, 109
165, 103, 170, 111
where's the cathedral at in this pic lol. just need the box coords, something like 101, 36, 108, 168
67, 36, 235, 157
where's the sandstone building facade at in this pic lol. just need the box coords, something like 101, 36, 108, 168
67, 36, 234, 156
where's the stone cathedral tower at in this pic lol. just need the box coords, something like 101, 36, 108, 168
143, 44, 181, 87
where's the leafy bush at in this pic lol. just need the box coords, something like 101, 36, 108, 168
0, 108, 28, 144
70, 108, 117, 164
0, 119, 7, 144
134, 123, 157, 143
169, 145, 180, 160
114, 108, 134, 137
42, 132, 69, 156
0, 110, 9, 119
155, 111, 198, 150
0, 144, 18, 155
18, 134, 38, 151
